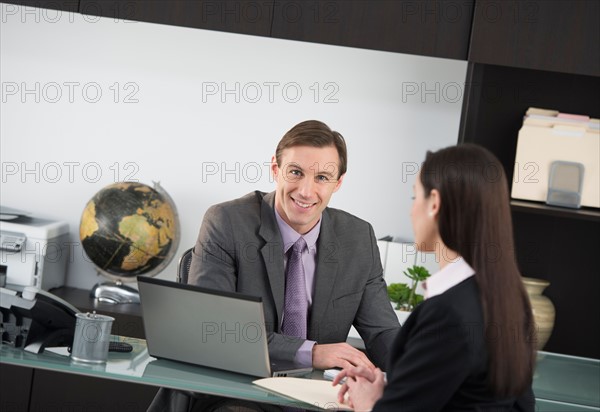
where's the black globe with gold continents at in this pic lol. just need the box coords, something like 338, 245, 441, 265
80, 181, 179, 281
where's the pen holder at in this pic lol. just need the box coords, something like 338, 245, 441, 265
71, 311, 114, 363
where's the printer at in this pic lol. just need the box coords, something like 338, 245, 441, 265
0, 206, 69, 291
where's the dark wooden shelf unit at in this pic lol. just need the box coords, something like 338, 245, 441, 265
459, 63, 599, 358
77, 0, 273, 37
270, 0, 474, 59
469, 0, 600, 77
458, 63, 600, 186
461, 1, 599, 356
511, 212, 599, 359
2, 0, 79, 12
511, 200, 600, 222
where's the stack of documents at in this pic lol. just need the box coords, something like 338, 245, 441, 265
512, 107, 600, 208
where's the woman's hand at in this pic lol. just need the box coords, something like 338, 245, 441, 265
333, 366, 386, 411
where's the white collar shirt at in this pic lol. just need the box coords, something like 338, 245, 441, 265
425, 257, 475, 300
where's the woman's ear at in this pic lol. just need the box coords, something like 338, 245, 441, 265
428, 189, 441, 218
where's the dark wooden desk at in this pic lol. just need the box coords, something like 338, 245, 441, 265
51, 287, 146, 339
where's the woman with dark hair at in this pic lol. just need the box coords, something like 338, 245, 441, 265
334, 144, 536, 411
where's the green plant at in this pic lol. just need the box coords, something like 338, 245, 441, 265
387, 265, 431, 311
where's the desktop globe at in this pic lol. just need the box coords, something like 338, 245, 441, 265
80, 181, 180, 303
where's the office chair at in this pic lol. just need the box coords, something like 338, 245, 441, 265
176, 247, 194, 284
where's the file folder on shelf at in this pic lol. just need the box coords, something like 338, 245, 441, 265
512, 107, 600, 208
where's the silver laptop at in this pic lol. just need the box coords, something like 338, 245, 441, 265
137, 276, 312, 378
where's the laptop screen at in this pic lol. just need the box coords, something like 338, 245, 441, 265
137, 276, 310, 377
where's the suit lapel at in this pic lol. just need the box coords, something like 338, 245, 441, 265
258, 192, 285, 327
310, 209, 340, 333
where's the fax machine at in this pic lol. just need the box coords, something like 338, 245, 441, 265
0, 206, 69, 291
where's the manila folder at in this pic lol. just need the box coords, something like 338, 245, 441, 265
253, 377, 353, 411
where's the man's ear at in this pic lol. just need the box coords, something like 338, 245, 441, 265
270, 155, 279, 179
333, 174, 345, 193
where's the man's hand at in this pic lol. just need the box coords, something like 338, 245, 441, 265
312, 343, 376, 370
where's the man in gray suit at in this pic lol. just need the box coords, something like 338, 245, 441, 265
188, 120, 399, 371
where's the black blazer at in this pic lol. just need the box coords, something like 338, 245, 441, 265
373, 277, 535, 412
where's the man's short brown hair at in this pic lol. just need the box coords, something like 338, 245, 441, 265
275, 120, 347, 178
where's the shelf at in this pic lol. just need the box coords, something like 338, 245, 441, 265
510, 200, 600, 222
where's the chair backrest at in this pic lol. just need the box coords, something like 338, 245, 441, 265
176, 247, 194, 284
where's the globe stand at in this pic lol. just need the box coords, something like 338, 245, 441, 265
90, 281, 140, 304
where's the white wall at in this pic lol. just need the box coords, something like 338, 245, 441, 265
0, 4, 467, 289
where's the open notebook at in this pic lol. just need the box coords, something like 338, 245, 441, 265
254, 377, 353, 411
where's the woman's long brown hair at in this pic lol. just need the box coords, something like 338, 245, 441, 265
420, 144, 535, 396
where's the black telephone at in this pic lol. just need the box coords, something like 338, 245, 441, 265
0, 286, 79, 353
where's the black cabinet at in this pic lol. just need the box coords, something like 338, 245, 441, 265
0, 364, 33, 412
469, 0, 600, 77
2, 0, 79, 12
75, 0, 475, 59
78, 0, 273, 37
458, 62, 600, 358
271, 0, 473, 59
464, 2, 599, 358
0, 365, 157, 412
30, 369, 157, 412
511, 212, 599, 358
7, 0, 598, 71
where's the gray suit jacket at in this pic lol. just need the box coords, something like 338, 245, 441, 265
188, 191, 399, 369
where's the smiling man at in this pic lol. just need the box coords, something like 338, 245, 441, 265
188, 120, 399, 373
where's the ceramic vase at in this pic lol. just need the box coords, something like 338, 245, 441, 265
522, 277, 555, 350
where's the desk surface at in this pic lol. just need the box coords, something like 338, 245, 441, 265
0, 337, 320, 410
1, 339, 599, 411
534, 352, 599, 410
